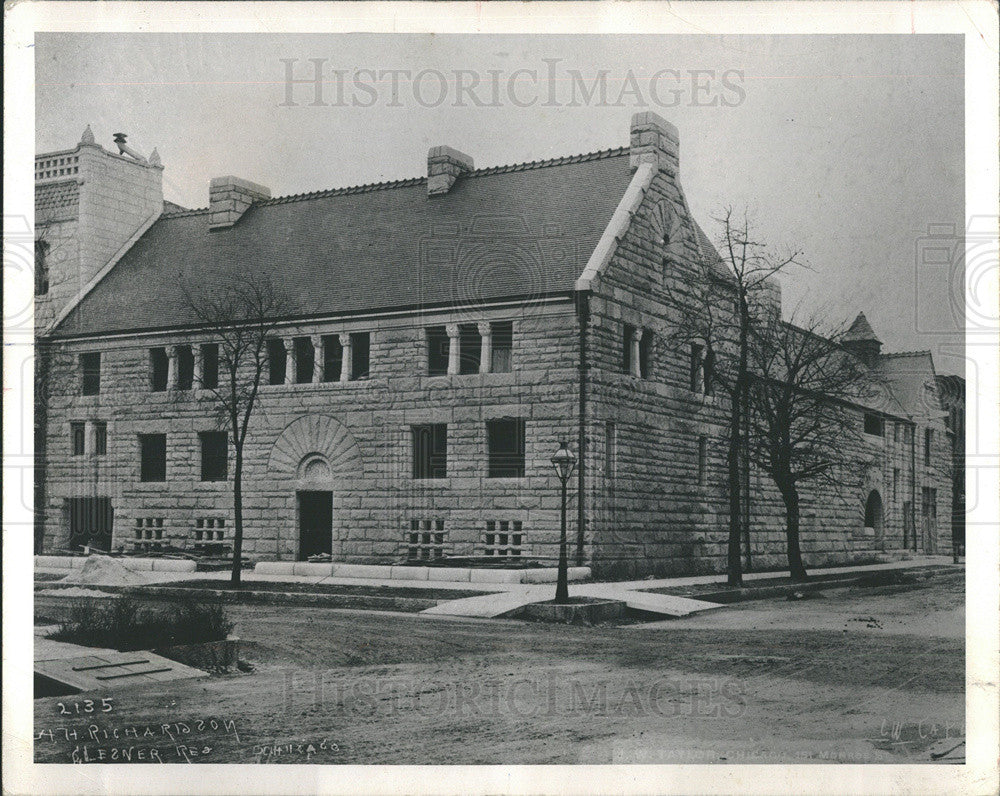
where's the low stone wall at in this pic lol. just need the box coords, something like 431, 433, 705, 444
254, 561, 591, 583
35, 555, 196, 573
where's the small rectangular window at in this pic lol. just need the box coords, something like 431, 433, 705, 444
412, 424, 447, 479
698, 436, 707, 484
350, 332, 370, 379
427, 326, 449, 375
267, 339, 287, 385
487, 418, 526, 478
176, 345, 195, 390
94, 421, 107, 456
71, 422, 86, 456
864, 413, 884, 437
623, 324, 636, 374
893, 468, 900, 502
200, 431, 228, 481
322, 335, 343, 382
491, 321, 513, 373
139, 433, 167, 482
80, 353, 101, 395
201, 343, 219, 389
892, 422, 900, 444
605, 421, 616, 481
294, 337, 314, 383
459, 324, 482, 375
924, 428, 933, 466
149, 347, 168, 392
482, 520, 525, 556
689, 343, 704, 392
638, 330, 652, 379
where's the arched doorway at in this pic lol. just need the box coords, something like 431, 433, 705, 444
864, 490, 884, 536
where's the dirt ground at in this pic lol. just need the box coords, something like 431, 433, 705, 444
33, 572, 964, 765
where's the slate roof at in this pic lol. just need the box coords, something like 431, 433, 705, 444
53, 149, 636, 337
874, 351, 941, 420
35, 180, 79, 217
844, 311, 880, 343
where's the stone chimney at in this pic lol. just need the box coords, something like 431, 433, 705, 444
427, 146, 474, 196
209, 176, 271, 230
630, 111, 679, 175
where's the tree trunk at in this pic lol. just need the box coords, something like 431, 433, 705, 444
231, 447, 244, 586
779, 480, 808, 581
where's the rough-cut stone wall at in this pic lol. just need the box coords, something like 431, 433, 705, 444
42, 302, 583, 563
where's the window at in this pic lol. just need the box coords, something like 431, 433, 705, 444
893, 468, 900, 502
150, 347, 169, 392
459, 324, 482, 374
491, 321, 513, 373
924, 428, 933, 466
193, 518, 227, 553
605, 421, 617, 480
350, 332, 370, 379
483, 520, 525, 556
892, 422, 900, 444
66, 497, 113, 551
139, 433, 167, 482
638, 330, 652, 379
407, 519, 447, 559
427, 326, 449, 375
35, 239, 49, 295
322, 335, 343, 382
267, 339, 287, 385
412, 424, 447, 479
689, 343, 704, 392
201, 343, 219, 389
200, 431, 228, 481
702, 346, 715, 395
698, 436, 707, 484
134, 517, 166, 551
80, 353, 101, 395
294, 337, 314, 383
864, 413, 884, 437
94, 421, 107, 456
623, 324, 636, 374
487, 418, 526, 478
176, 345, 194, 390
71, 422, 85, 456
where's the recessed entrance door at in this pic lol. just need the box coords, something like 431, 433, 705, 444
298, 490, 332, 560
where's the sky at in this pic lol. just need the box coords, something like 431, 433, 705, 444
35, 32, 965, 374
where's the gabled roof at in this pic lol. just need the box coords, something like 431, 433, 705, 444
874, 350, 941, 420
52, 149, 634, 337
844, 311, 880, 343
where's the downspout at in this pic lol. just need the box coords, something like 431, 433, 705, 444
575, 288, 591, 566
910, 419, 917, 551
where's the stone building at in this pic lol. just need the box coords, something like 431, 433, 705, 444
34, 113, 954, 577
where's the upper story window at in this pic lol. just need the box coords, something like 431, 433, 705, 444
94, 421, 107, 456
624, 324, 651, 379
350, 332, 370, 380
459, 324, 482, 375
490, 321, 513, 373
80, 353, 101, 396
35, 239, 50, 295
139, 433, 167, 482
412, 424, 447, 479
293, 337, 314, 384
149, 347, 168, 392
924, 428, 933, 466
688, 343, 704, 392
200, 431, 228, 481
487, 418, 526, 478
71, 422, 85, 456
322, 335, 343, 382
267, 339, 287, 385
623, 324, 636, 374
201, 343, 219, 389
427, 326, 449, 376
176, 345, 195, 390
864, 412, 884, 437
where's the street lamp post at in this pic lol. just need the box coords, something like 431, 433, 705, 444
551, 442, 577, 604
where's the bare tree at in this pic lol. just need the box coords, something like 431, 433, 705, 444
664, 207, 803, 586
745, 312, 876, 581
181, 271, 292, 585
